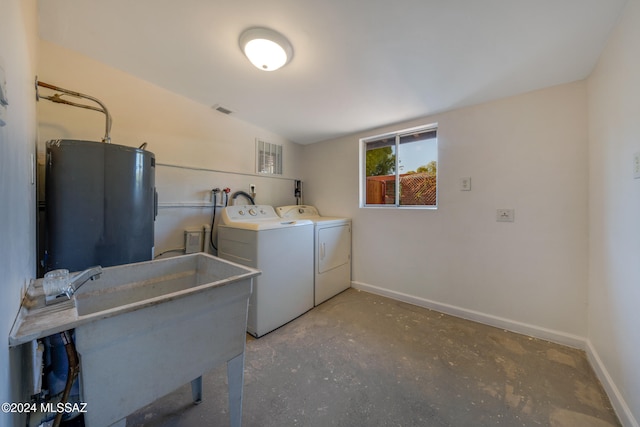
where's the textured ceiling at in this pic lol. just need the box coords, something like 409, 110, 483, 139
37, 0, 627, 144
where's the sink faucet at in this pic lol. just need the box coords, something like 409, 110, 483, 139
45, 265, 103, 306
65, 266, 103, 297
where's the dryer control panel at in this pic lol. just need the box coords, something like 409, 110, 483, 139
276, 205, 320, 219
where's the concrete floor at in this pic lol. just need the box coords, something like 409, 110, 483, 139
127, 289, 620, 427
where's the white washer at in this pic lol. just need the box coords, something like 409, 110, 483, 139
276, 205, 351, 306
217, 205, 314, 337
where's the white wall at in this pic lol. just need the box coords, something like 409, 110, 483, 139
37, 41, 304, 256
0, 0, 38, 426
587, 0, 640, 424
15, 4, 639, 426
303, 81, 589, 345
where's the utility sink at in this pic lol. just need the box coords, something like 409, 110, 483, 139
73, 253, 255, 316
9, 253, 260, 427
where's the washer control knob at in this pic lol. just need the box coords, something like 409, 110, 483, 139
248, 208, 257, 216
238, 210, 245, 216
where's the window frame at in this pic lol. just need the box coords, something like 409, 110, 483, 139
256, 139, 283, 175
359, 123, 438, 209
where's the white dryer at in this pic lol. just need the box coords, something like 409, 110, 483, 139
217, 205, 314, 337
276, 205, 351, 306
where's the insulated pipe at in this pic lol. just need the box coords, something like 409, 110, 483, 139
203, 224, 212, 255
36, 79, 113, 144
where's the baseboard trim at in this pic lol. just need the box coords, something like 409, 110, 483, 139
585, 340, 639, 427
351, 281, 585, 348
351, 281, 637, 426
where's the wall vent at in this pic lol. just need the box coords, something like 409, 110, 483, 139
212, 104, 233, 115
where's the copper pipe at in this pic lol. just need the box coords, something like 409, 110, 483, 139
36, 78, 112, 143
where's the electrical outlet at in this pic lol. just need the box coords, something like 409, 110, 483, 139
496, 209, 515, 222
460, 177, 471, 191
634, 152, 640, 179
250, 184, 256, 193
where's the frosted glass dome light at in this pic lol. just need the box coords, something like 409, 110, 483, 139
239, 28, 293, 71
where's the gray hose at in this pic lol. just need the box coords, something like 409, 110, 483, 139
231, 191, 255, 205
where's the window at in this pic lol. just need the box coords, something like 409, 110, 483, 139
256, 139, 283, 175
360, 124, 437, 208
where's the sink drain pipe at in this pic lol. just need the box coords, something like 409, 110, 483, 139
52, 330, 80, 427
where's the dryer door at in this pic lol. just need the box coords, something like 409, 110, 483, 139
318, 224, 351, 273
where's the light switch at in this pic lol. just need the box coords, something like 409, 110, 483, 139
496, 209, 515, 222
634, 152, 640, 179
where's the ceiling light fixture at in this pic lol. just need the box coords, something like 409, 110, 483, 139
239, 27, 293, 71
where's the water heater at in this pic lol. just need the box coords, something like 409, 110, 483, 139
45, 139, 157, 272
